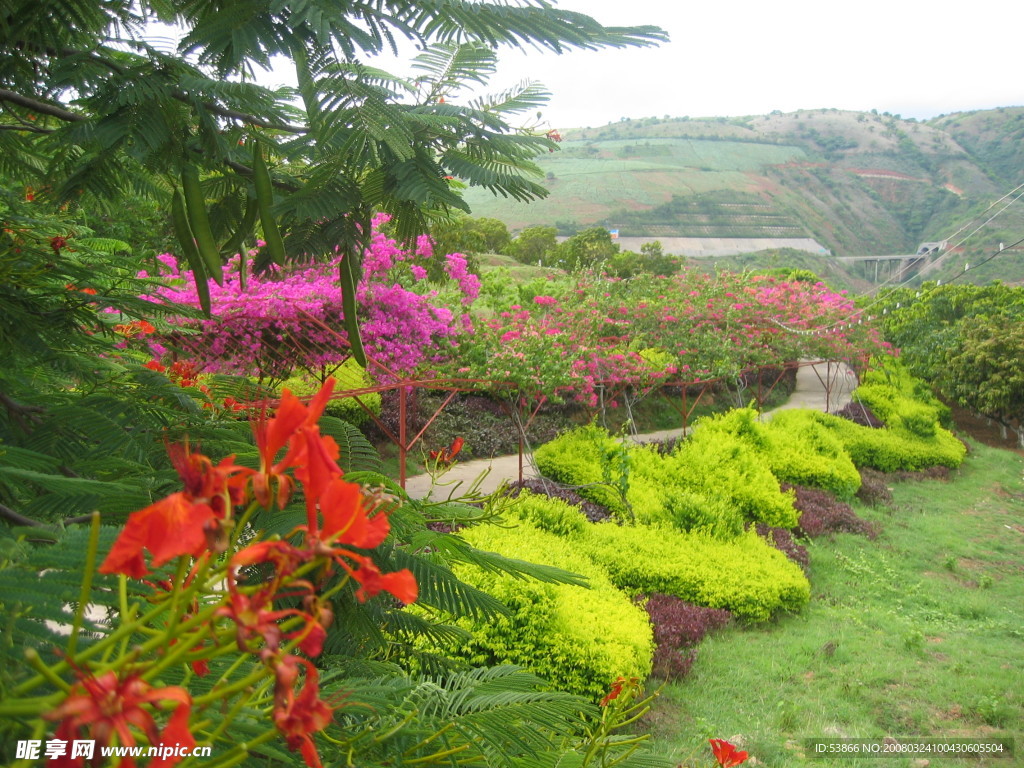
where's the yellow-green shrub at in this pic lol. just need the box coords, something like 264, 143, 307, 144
508, 489, 589, 538
536, 421, 797, 533
789, 410, 966, 472
764, 411, 862, 498
857, 358, 952, 429
582, 523, 810, 622
276, 359, 381, 425
503, 492, 808, 623
533, 423, 629, 517
668, 411, 799, 529
416, 514, 653, 700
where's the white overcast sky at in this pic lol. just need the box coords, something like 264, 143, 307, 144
233, 0, 1024, 130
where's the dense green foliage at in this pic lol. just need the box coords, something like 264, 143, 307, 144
585, 525, 810, 622
415, 504, 654, 700
534, 419, 800, 532
879, 282, 1024, 444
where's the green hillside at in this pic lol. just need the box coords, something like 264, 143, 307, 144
462, 108, 1024, 276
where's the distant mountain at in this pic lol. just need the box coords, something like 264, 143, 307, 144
462, 107, 1024, 283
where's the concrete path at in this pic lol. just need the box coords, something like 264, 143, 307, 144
402, 360, 856, 500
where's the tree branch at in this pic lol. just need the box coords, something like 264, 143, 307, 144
0, 89, 85, 122
0, 502, 44, 528
0, 123, 53, 133
0, 501, 93, 529
182, 98, 306, 134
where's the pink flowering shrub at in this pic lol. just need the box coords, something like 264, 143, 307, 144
144, 215, 475, 380
450, 269, 889, 401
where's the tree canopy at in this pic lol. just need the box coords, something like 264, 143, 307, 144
2, 0, 667, 355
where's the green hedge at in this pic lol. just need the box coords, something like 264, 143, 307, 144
668, 410, 799, 529
276, 358, 381, 425
777, 409, 966, 472
535, 419, 798, 533
583, 522, 810, 622
507, 491, 809, 623
416, 512, 653, 700
762, 411, 862, 498
856, 358, 953, 430
533, 423, 629, 517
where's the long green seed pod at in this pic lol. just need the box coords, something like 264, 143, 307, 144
221, 195, 259, 291
171, 188, 212, 315
180, 163, 223, 284
251, 141, 286, 272
338, 240, 367, 366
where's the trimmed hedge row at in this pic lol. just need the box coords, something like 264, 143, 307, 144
772, 409, 966, 472
583, 523, 810, 622
414, 360, 964, 699
418, 513, 654, 701
534, 416, 801, 533
484, 491, 810, 622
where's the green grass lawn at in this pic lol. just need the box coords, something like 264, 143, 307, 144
645, 440, 1024, 767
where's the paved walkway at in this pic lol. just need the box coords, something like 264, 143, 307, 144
403, 361, 856, 500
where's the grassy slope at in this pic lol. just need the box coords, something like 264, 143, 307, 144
460, 108, 1024, 275
646, 440, 1023, 767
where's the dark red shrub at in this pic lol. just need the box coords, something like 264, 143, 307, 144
835, 401, 884, 428
856, 468, 893, 506
642, 594, 732, 681
785, 483, 879, 539
753, 523, 809, 570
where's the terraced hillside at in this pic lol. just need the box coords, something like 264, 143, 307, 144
463, 108, 1024, 269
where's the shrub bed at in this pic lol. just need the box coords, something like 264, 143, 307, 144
583, 524, 810, 622
786, 483, 879, 539
642, 594, 732, 681
416, 516, 653, 700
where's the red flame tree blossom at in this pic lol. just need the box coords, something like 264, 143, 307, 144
36, 378, 417, 767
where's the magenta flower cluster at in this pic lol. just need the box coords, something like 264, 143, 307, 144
143, 215, 476, 380
446, 270, 890, 402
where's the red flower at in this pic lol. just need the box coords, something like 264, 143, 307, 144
168, 360, 202, 388
709, 739, 749, 768
44, 668, 194, 764
98, 492, 215, 577
318, 478, 390, 549
272, 656, 334, 768
599, 675, 638, 707
252, 379, 340, 513
348, 557, 418, 605
114, 320, 156, 337
216, 568, 328, 658
429, 436, 464, 464
99, 446, 251, 577
50, 235, 68, 254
